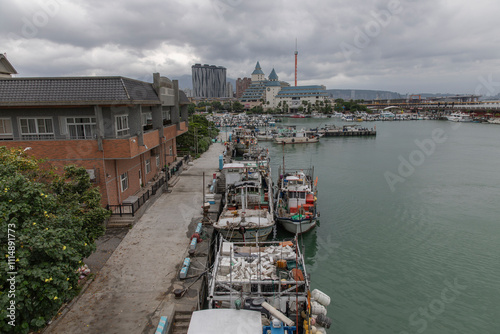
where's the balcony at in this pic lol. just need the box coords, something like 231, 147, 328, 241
102, 129, 160, 159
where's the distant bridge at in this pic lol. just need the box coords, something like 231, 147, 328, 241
363, 101, 500, 114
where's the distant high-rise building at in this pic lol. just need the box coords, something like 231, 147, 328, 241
183, 88, 193, 98
191, 64, 226, 98
226, 82, 234, 98
236, 77, 251, 98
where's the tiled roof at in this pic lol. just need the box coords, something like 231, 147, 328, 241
276, 85, 328, 97
251, 61, 265, 75
0, 76, 160, 106
269, 68, 278, 81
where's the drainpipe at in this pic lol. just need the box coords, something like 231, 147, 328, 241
115, 160, 121, 204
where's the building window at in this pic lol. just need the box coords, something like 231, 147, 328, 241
67, 117, 96, 139
115, 115, 129, 137
120, 172, 128, 192
142, 112, 153, 131
19, 118, 54, 140
0, 118, 13, 140
156, 155, 160, 167
145, 159, 151, 174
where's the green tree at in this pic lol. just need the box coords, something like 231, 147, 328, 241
176, 115, 219, 157
211, 101, 222, 111
282, 101, 289, 113
0, 147, 110, 333
301, 100, 308, 113
187, 103, 196, 115
223, 102, 232, 112
232, 101, 244, 112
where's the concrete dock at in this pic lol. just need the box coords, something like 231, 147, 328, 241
46, 142, 225, 334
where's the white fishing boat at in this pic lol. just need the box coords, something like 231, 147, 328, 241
274, 128, 319, 144
378, 111, 395, 120
275, 168, 319, 234
255, 129, 277, 141
487, 118, 500, 124
213, 160, 274, 242
341, 114, 355, 122
446, 112, 471, 122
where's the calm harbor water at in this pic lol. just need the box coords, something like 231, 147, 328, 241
256, 118, 500, 334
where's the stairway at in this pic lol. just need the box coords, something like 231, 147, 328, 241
106, 216, 135, 228
170, 310, 192, 334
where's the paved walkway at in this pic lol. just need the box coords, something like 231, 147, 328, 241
47, 143, 224, 334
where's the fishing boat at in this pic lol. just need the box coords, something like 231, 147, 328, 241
275, 168, 319, 234
206, 237, 331, 333
378, 111, 396, 120
274, 128, 319, 144
255, 129, 277, 141
213, 160, 274, 241
487, 117, 500, 124
232, 128, 258, 156
446, 112, 471, 122
341, 114, 355, 122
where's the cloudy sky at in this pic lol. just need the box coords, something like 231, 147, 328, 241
2, 0, 500, 95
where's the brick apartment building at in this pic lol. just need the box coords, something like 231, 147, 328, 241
236, 77, 251, 99
0, 73, 189, 207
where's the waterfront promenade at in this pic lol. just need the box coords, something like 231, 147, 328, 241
46, 142, 224, 334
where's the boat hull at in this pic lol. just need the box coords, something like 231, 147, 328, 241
274, 136, 319, 144
277, 217, 317, 234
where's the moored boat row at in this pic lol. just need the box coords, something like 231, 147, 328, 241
215, 127, 321, 239
198, 128, 331, 334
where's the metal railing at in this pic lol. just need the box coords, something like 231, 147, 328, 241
107, 176, 166, 217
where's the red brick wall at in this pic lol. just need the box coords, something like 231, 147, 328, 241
1, 126, 182, 206
1, 140, 110, 205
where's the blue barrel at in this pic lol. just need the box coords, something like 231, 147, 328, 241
195, 223, 203, 234
190, 238, 198, 250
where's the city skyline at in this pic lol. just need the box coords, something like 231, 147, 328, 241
2, 0, 500, 96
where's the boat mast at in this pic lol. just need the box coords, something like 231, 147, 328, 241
282, 142, 285, 176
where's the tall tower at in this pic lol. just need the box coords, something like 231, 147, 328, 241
251, 61, 265, 82
191, 64, 226, 98
294, 39, 298, 87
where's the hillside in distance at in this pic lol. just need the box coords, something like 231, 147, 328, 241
326, 89, 402, 100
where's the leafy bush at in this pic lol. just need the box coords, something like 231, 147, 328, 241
0, 147, 110, 333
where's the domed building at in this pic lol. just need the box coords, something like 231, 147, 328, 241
240, 61, 327, 112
